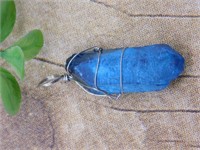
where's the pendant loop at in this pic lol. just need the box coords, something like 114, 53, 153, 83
38, 74, 72, 87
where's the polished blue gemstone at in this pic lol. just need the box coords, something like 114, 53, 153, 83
66, 44, 185, 95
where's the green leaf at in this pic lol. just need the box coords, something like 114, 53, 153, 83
12, 29, 44, 60
0, 0, 16, 43
0, 67, 21, 115
0, 46, 24, 80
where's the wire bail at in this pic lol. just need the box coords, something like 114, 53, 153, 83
38, 74, 72, 87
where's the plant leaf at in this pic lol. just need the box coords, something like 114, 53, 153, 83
12, 29, 44, 60
0, 67, 21, 115
0, 0, 16, 43
0, 46, 24, 80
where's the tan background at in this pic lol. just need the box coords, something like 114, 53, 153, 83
0, 0, 200, 149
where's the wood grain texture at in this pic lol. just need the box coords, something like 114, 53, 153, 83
0, 0, 200, 149
92, 0, 200, 16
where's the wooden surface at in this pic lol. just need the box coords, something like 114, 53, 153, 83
0, 0, 200, 149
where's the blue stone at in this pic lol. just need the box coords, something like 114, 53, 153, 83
65, 44, 185, 95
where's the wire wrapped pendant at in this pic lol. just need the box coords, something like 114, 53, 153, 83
39, 44, 185, 99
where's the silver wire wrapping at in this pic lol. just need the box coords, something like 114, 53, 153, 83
39, 46, 127, 100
